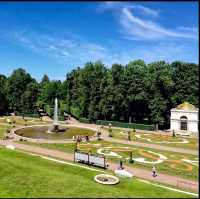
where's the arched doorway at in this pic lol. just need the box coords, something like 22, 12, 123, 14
180, 116, 188, 131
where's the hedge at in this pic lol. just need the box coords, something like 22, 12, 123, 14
78, 117, 154, 131
15, 112, 39, 118
95, 120, 155, 131
58, 116, 65, 121
79, 118, 91, 124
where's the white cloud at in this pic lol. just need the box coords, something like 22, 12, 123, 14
97, 2, 198, 41
6, 29, 109, 67
6, 28, 198, 69
120, 7, 198, 41
97, 2, 159, 17
128, 5, 159, 17
2, 3, 198, 73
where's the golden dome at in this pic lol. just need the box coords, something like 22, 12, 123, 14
176, 102, 197, 110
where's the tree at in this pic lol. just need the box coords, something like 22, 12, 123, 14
41, 74, 50, 84
38, 80, 63, 107
86, 61, 107, 121
21, 81, 39, 113
1, 60, 198, 130
64, 67, 82, 117
0, 74, 8, 114
7, 68, 34, 112
125, 60, 149, 123
109, 63, 126, 121
171, 61, 199, 107
147, 61, 174, 129
99, 70, 113, 120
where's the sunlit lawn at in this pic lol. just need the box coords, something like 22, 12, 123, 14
1, 148, 195, 198
18, 140, 198, 181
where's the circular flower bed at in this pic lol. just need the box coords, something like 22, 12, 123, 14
94, 174, 119, 185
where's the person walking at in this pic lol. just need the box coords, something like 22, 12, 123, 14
152, 165, 157, 177
119, 159, 124, 170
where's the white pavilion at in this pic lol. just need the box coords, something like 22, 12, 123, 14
170, 102, 199, 135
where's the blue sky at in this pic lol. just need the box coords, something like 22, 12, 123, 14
0, 1, 198, 81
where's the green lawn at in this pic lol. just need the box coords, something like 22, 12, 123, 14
0, 148, 196, 198
0, 128, 6, 138
18, 140, 198, 181
105, 127, 198, 150
1, 116, 51, 126
0, 126, 9, 138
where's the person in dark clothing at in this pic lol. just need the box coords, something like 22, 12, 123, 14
128, 131, 131, 141
86, 135, 89, 142
119, 159, 124, 170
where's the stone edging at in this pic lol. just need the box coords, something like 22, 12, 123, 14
10, 124, 97, 143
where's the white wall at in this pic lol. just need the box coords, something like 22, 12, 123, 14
170, 109, 199, 133
188, 121, 199, 133
170, 120, 179, 130
171, 110, 198, 121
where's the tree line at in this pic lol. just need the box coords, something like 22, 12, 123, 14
0, 60, 198, 129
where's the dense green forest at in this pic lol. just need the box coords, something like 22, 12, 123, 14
0, 60, 199, 129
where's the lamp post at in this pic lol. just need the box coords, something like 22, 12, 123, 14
172, 129, 176, 137
108, 123, 112, 137
75, 140, 78, 152
128, 131, 131, 141
129, 151, 134, 164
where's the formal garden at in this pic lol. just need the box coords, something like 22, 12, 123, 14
104, 127, 199, 150
0, 115, 198, 181
0, 61, 199, 198
16, 139, 198, 181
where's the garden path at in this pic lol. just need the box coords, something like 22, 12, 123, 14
0, 139, 198, 192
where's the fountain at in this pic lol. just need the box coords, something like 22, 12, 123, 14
13, 97, 95, 140
52, 98, 59, 131
47, 98, 65, 133
94, 174, 119, 185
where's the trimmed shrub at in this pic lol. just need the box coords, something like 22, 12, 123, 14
58, 116, 65, 121
96, 120, 155, 131
79, 118, 91, 123
16, 112, 39, 118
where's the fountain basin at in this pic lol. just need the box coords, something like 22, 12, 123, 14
94, 174, 120, 185
13, 125, 95, 140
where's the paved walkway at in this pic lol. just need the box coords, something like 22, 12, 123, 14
0, 140, 198, 192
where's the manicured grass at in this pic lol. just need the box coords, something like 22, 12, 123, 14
18, 140, 198, 181
0, 125, 10, 138
2, 116, 51, 126
105, 127, 198, 150
0, 128, 6, 138
0, 148, 195, 198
